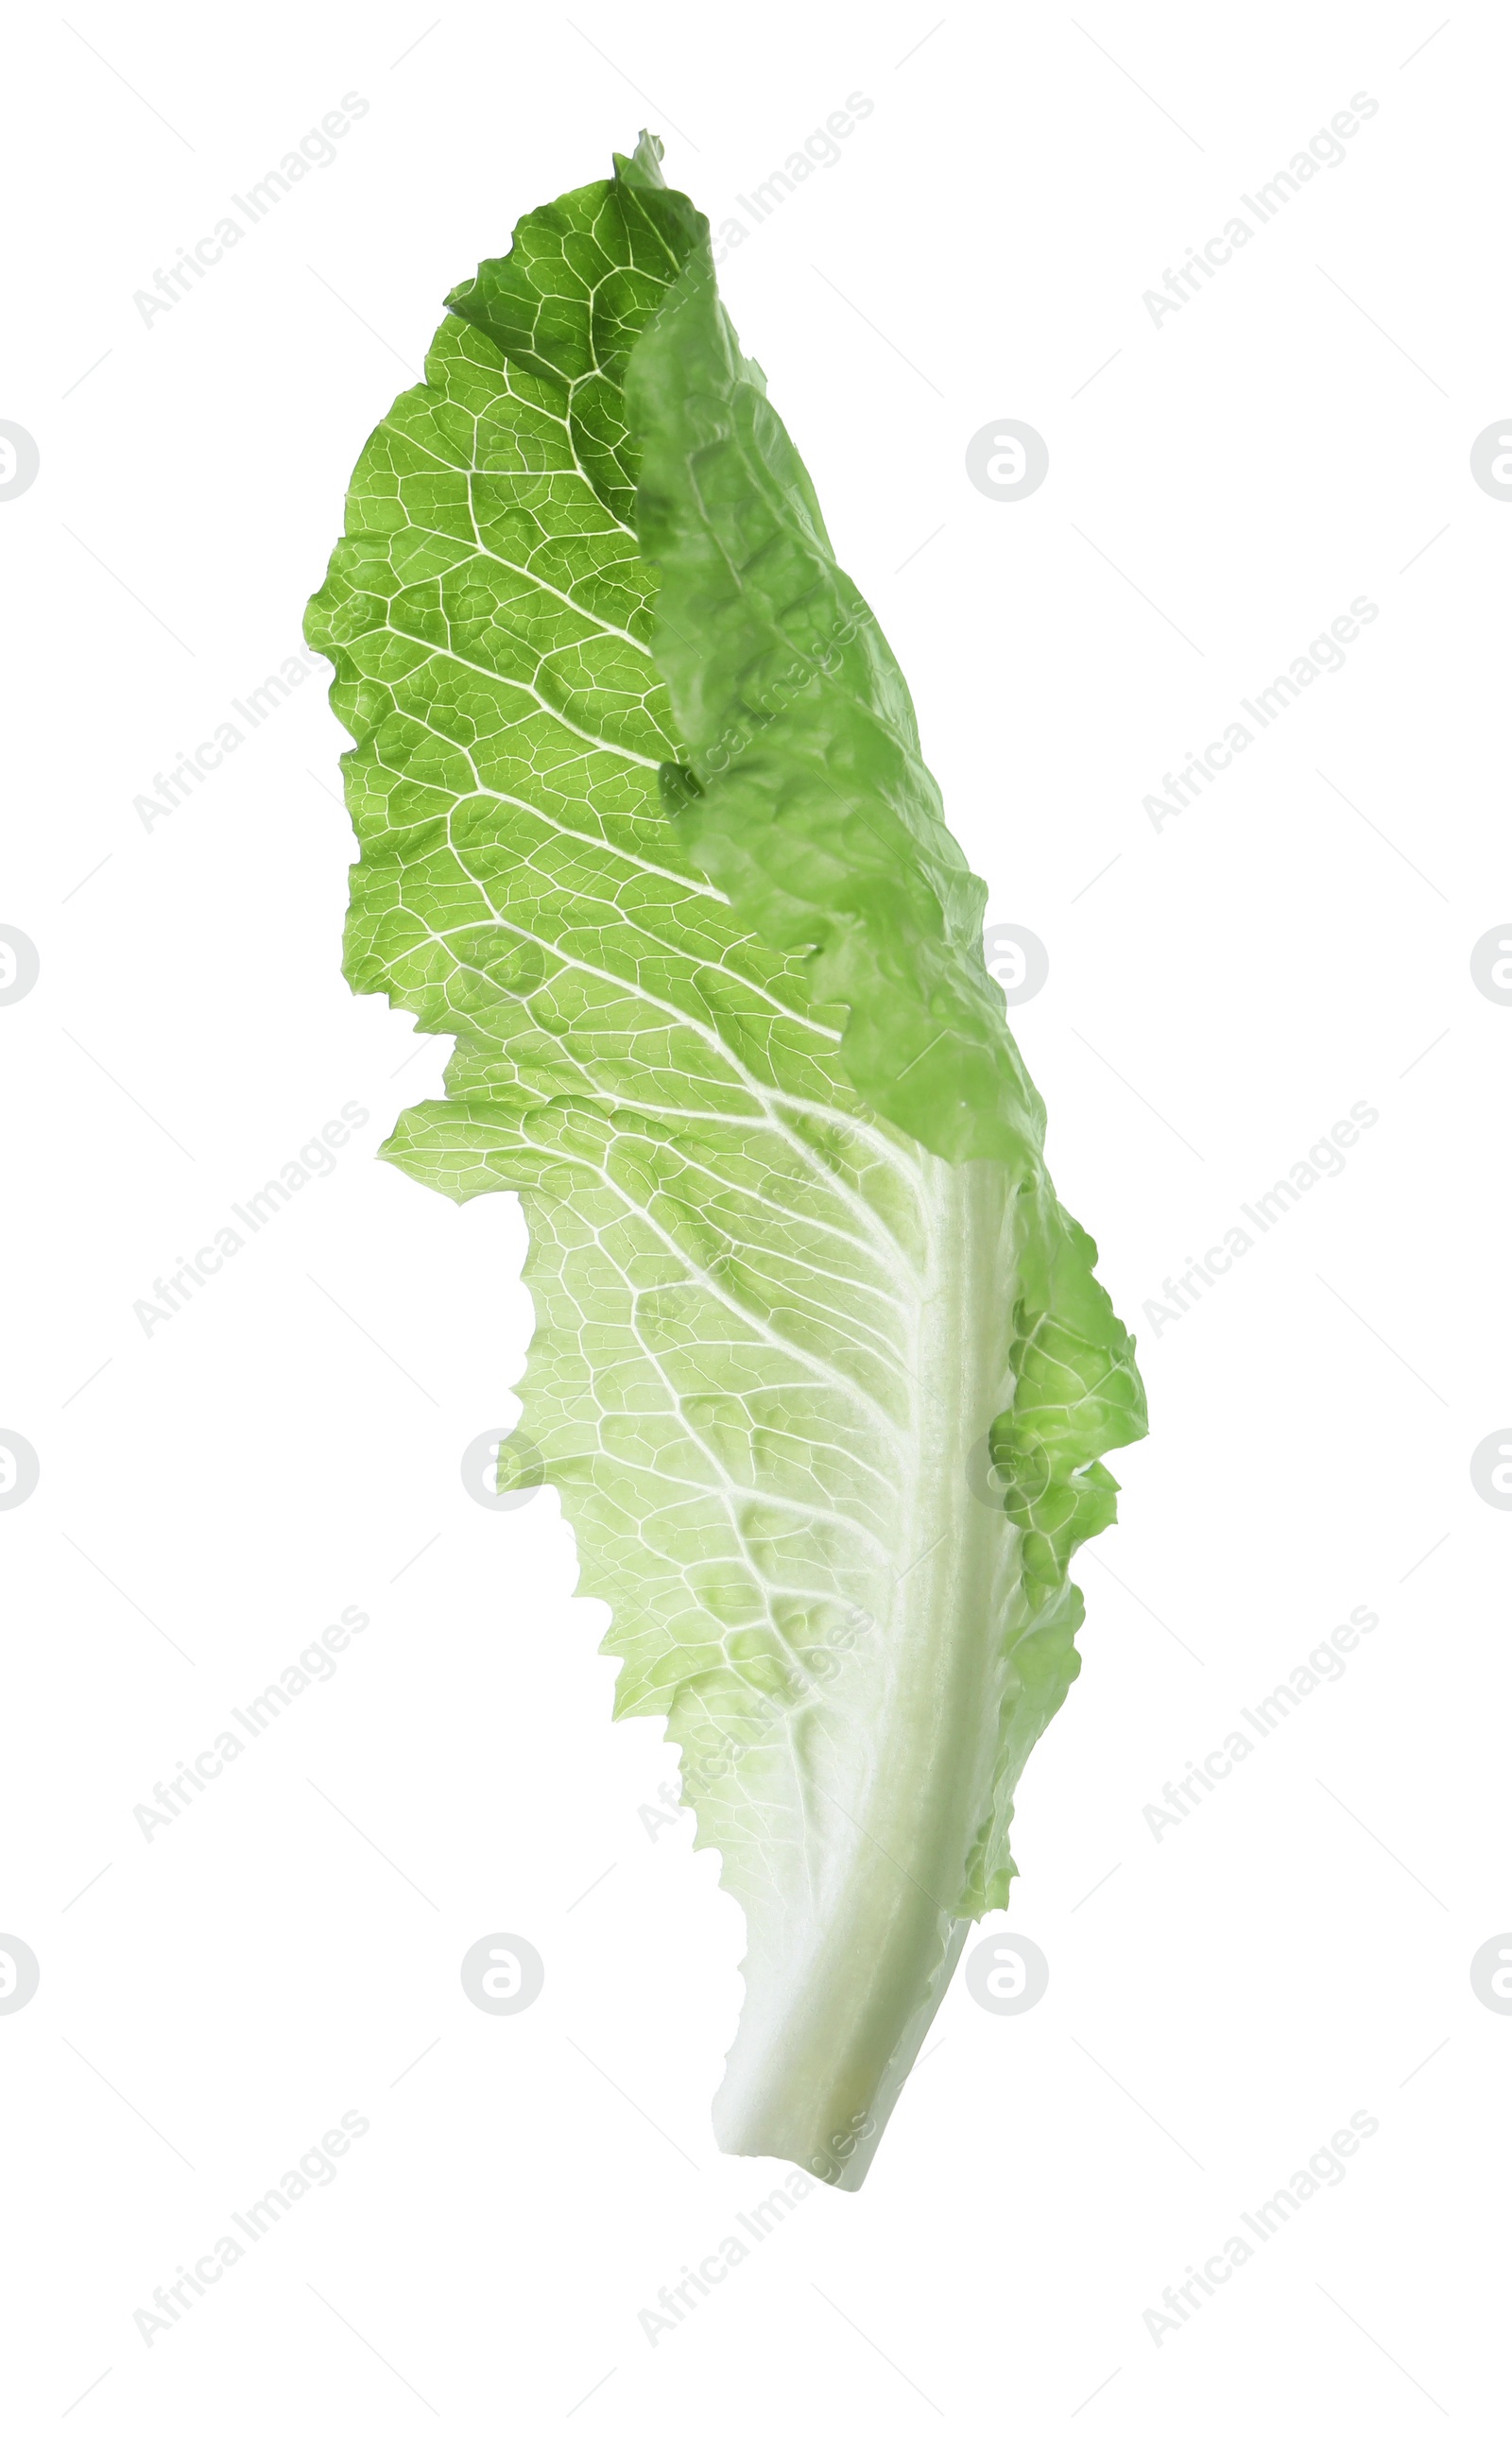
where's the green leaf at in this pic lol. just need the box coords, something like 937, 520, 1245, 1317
305, 135, 1146, 2188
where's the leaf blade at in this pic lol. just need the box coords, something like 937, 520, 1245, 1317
305, 140, 1147, 2188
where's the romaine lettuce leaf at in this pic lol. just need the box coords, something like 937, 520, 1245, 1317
305, 133, 1146, 2188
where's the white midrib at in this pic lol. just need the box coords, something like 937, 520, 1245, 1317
712, 1150, 1020, 2187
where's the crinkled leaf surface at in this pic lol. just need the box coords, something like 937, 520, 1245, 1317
305, 135, 1146, 2187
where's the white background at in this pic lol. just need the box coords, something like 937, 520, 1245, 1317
2, 1, 1507, 2428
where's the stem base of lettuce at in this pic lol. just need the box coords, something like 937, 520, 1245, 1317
704, 1154, 1019, 2188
